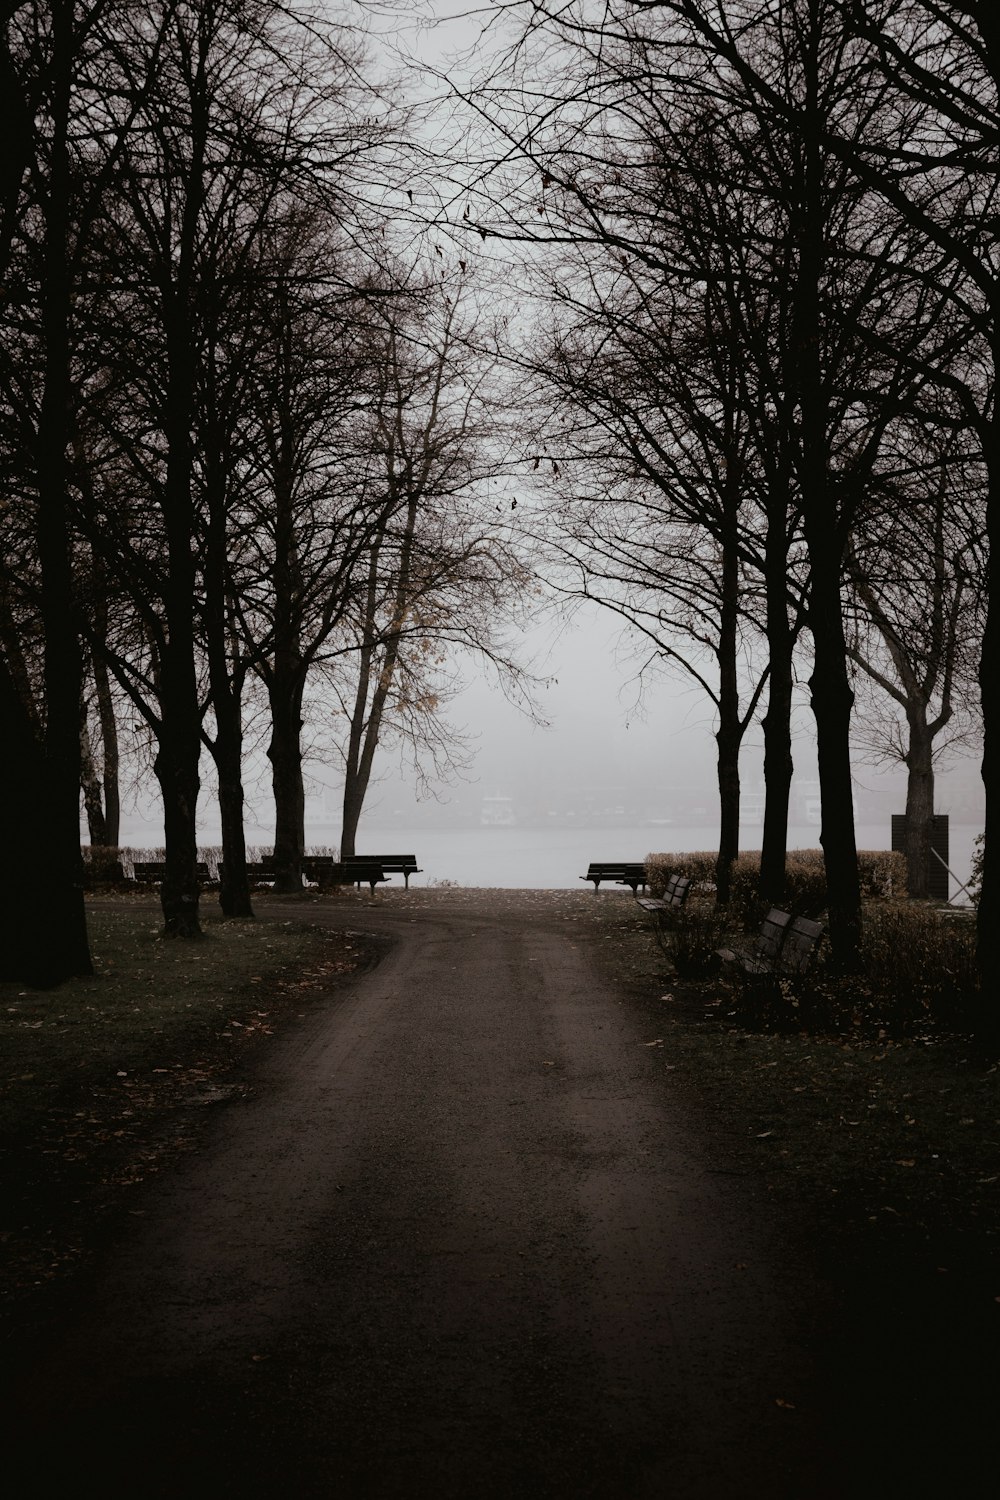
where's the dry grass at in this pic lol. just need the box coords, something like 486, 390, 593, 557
0, 905, 375, 1317
583, 896, 1000, 1265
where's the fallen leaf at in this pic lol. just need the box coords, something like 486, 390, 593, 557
774, 1398, 796, 1410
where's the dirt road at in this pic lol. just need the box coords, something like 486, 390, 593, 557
10, 893, 837, 1497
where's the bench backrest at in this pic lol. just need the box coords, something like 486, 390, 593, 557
664, 873, 691, 905
350, 855, 417, 868
779, 916, 824, 973
755, 908, 792, 960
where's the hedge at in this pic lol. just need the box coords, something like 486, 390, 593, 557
645, 847, 907, 919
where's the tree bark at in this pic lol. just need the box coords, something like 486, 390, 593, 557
714, 505, 741, 905
150, 13, 212, 939
797, 19, 861, 967
90, 557, 120, 847
976, 400, 1000, 1045
903, 714, 935, 899
216, 731, 253, 917
0, 661, 89, 986
760, 502, 795, 905
32, 0, 91, 980
340, 771, 366, 863
80, 701, 108, 847
267, 676, 306, 891
807, 556, 862, 965
154, 743, 202, 937
201, 344, 253, 918
264, 333, 307, 894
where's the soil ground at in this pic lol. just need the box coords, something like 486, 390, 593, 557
2, 888, 998, 1498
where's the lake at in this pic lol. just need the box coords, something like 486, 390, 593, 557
114, 813, 981, 901
339, 821, 981, 901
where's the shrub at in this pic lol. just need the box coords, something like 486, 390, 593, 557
859, 901, 979, 1024
644, 846, 911, 924
645, 850, 718, 898
81, 845, 129, 886
721, 900, 979, 1039
667, 900, 734, 978
645, 846, 907, 917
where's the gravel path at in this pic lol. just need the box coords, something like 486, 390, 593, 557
10, 891, 836, 1497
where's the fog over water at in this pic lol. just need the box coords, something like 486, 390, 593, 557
116, 606, 983, 898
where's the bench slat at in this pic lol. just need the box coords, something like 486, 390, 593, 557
715, 910, 822, 979
582, 861, 647, 891
343, 855, 422, 889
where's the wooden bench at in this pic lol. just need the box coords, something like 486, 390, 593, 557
219, 858, 343, 889
341, 855, 421, 890
581, 861, 648, 892
636, 873, 692, 954
131, 861, 212, 885
715, 909, 824, 979
301, 855, 336, 888
219, 861, 273, 885
339, 856, 390, 893
82, 858, 129, 888
636, 872, 692, 915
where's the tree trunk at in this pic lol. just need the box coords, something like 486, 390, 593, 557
976, 402, 1000, 1047
760, 511, 795, 905
264, 357, 307, 894
340, 773, 366, 862
715, 720, 741, 907
807, 566, 862, 964
267, 677, 306, 892
157, 312, 204, 937
201, 349, 253, 919
340, 563, 377, 864
80, 704, 108, 847
90, 558, 121, 847
151, 24, 209, 940
216, 730, 253, 917
1, 660, 89, 985
32, 0, 91, 981
713, 471, 743, 905
340, 485, 419, 865
154, 743, 202, 937
797, 37, 861, 968
903, 714, 935, 899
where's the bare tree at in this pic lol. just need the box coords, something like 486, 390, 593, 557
452, 0, 934, 949
846, 417, 985, 894
0, 0, 158, 981
331, 285, 534, 857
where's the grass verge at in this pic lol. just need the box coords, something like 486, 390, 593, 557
581, 896, 1000, 1491
582, 898, 1000, 1255
1, 901, 377, 1326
